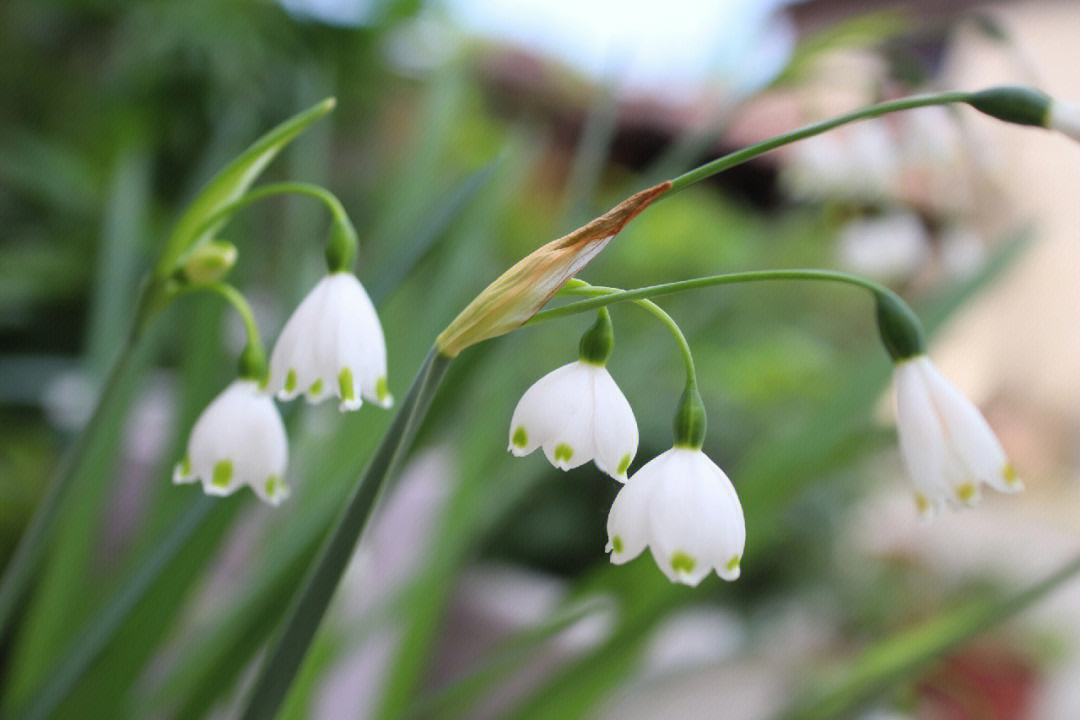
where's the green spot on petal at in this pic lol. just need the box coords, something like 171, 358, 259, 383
1003, 463, 1022, 488
955, 482, 978, 503
265, 475, 282, 497
670, 551, 695, 575
211, 460, 233, 489
309, 379, 323, 396
725, 555, 740, 573
616, 454, 632, 476
512, 426, 528, 448
914, 493, 931, 515
284, 369, 297, 393
338, 367, 355, 402
376, 377, 391, 404
553, 443, 573, 463
611, 535, 624, 554
177, 456, 192, 477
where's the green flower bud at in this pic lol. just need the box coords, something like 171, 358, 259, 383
182, 240, 238, 284
239, 340, 268, 384
325, 215, 359, 273
578, 308, 614, 366
875, 291, 926, 362
673, 383, 707, 450
966, 86, 1051, 128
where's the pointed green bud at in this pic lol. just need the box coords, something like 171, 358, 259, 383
875, 291, 926, 362
239, 340, 268, 384
966, 86, 1051, 128
673, 383, 707, 450
182, 240, 238, 284
578, 308, 614, 366
325, 215, 358, 273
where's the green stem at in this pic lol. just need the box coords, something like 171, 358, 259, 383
167, 281, 266, 380
192, 181, 350, 241
562, 281, 696, 387
531, 269, 897, 323
239, 347, 454, 720
664, 91, 972, 196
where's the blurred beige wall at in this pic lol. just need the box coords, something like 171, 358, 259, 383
937, 1, 1080, 443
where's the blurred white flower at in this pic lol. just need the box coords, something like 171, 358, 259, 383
894, 356, 1022, 517
781, 120, 899, 205
1047, 98, 1080, 142
269, 272, 391, 412
836, 211, 930, 283
607, 447, 745, 586
174, 379, 289, 505
509, 360, 638, 480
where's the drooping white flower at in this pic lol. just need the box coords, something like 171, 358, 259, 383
173, 379, 289, 505
269, 272, 391, 412
606, 447, 745, 586
508, 361, 638, 481
894, 355, 1022, 517
1047, 98, 1080, 143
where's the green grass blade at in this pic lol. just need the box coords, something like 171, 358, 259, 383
239, 348, 453, 720
775, 550, 1080, 720
6, 497, 217, 720
152, 97, 336, 279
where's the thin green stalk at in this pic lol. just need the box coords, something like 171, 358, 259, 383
8, 498, 217, 720
531, 269, 895, 323
191, 181, 350, 240
563, 281, 696, 385
0, 332, 138, 649
240, 347, 454, 720
663, 91, 972, 196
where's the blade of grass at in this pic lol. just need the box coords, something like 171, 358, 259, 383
239, 347, 453, 720
774, 550, 1080, 720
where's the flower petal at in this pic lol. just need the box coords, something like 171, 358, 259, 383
181, 380, 289, 505
894, 359, 951, 516
590, 367, 638, 481
915, 358, 1019, 494
606, 472, 652, 564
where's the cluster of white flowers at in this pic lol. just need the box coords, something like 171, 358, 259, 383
175, 271, 390, 505
509, 326, 1018, 586
509, 344, 745, 587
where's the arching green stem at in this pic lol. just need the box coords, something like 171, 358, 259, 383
194, 181, 350, 235
663, 91, 972, 197
562, 280, 696, 386
168, 281, 267, 381
191, 181, 358, 272
561, 280, 705, 448
533, 269, 927, 362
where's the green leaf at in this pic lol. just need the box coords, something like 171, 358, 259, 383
152, 97, 337, 279
774, 551, 1080, 720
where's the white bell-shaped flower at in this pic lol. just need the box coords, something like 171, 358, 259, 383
1047, 98, 1080, 142
174, 379, 289, 505
606, 447, 745, 586
894, 355, 1022, 517
508, 361, 638, 481
269, 272, 391, 412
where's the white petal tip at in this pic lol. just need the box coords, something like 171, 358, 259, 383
338, 399, 363, 413
1001, 464, 1024, 493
